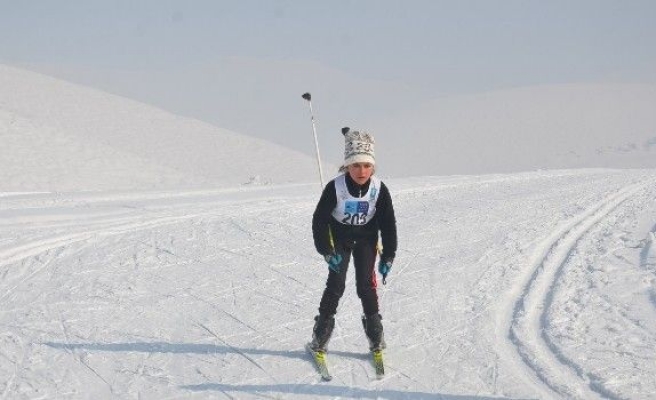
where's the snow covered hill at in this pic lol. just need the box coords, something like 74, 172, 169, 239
0, 64, 324, 192
372, 83, 656, 176
5, 65, 656, 187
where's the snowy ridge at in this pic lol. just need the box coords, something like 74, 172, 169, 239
373, 83, 656, 176
0, 64, 323, 191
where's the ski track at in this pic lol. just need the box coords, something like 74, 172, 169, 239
0, 213, 204, 309
501, 178, 656, 399
0, 189, 324, 399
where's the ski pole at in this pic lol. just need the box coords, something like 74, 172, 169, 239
302, 92, 325, 189
302, 92, 335, 251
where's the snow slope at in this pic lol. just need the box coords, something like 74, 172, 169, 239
20, 63, 656, 179
2, 169, 656, 399
371, 83, 656, 176
2, 65, 656, 399
0, 64, 324, 192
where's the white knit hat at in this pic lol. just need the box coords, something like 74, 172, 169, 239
343, 127, 375, 166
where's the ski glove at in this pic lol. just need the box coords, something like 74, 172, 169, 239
378, 260, 393, 284
324, 253, 343, 273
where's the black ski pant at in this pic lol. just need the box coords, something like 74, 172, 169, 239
318, 239, 379, 317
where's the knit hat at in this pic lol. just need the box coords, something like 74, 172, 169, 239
342, 127, 375, 166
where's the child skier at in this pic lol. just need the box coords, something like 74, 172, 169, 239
310, 127, 398, 353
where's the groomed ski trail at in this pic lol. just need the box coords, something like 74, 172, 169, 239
498, 178, 655, 399
4, 171, 656, 399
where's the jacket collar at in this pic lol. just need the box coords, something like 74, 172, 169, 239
344, 173, 371, 198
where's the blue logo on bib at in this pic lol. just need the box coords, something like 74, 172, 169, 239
345, 201, 369, 215
370, 187, 378, 200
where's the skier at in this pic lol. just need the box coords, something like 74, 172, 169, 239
309, 127, 398, 353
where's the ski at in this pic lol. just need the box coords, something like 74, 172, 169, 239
306, 343, 333, 381
372, 349, 385, 379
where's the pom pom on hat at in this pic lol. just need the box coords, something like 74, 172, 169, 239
342, 127, 375, 166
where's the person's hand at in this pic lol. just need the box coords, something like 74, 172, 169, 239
378, 259, 393, 283
324, 253, 343, 273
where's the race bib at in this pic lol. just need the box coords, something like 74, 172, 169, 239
331, 175, 380, 225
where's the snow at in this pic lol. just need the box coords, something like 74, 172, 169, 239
2, 65, 656, 399
372, 83, 656, 176
0, 64, 328, 192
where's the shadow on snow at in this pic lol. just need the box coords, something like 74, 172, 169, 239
43, 341, 527, 400
181, 383, 525, 400
42, 341, 364, 361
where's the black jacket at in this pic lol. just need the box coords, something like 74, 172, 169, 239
312, 173, 397, 263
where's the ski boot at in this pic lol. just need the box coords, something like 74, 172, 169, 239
362, 313, 386, 351
310, 314, 335, 352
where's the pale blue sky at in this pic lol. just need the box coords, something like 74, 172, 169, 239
4, 1, 655, 87
2, 1, 655, 165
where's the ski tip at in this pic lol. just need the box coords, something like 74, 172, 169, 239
306, 342, 333, 381
372, 350, 385, 379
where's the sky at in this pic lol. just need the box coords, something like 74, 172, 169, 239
2, 0, 656, 168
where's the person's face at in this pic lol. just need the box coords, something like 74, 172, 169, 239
347, 162, 374, 185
